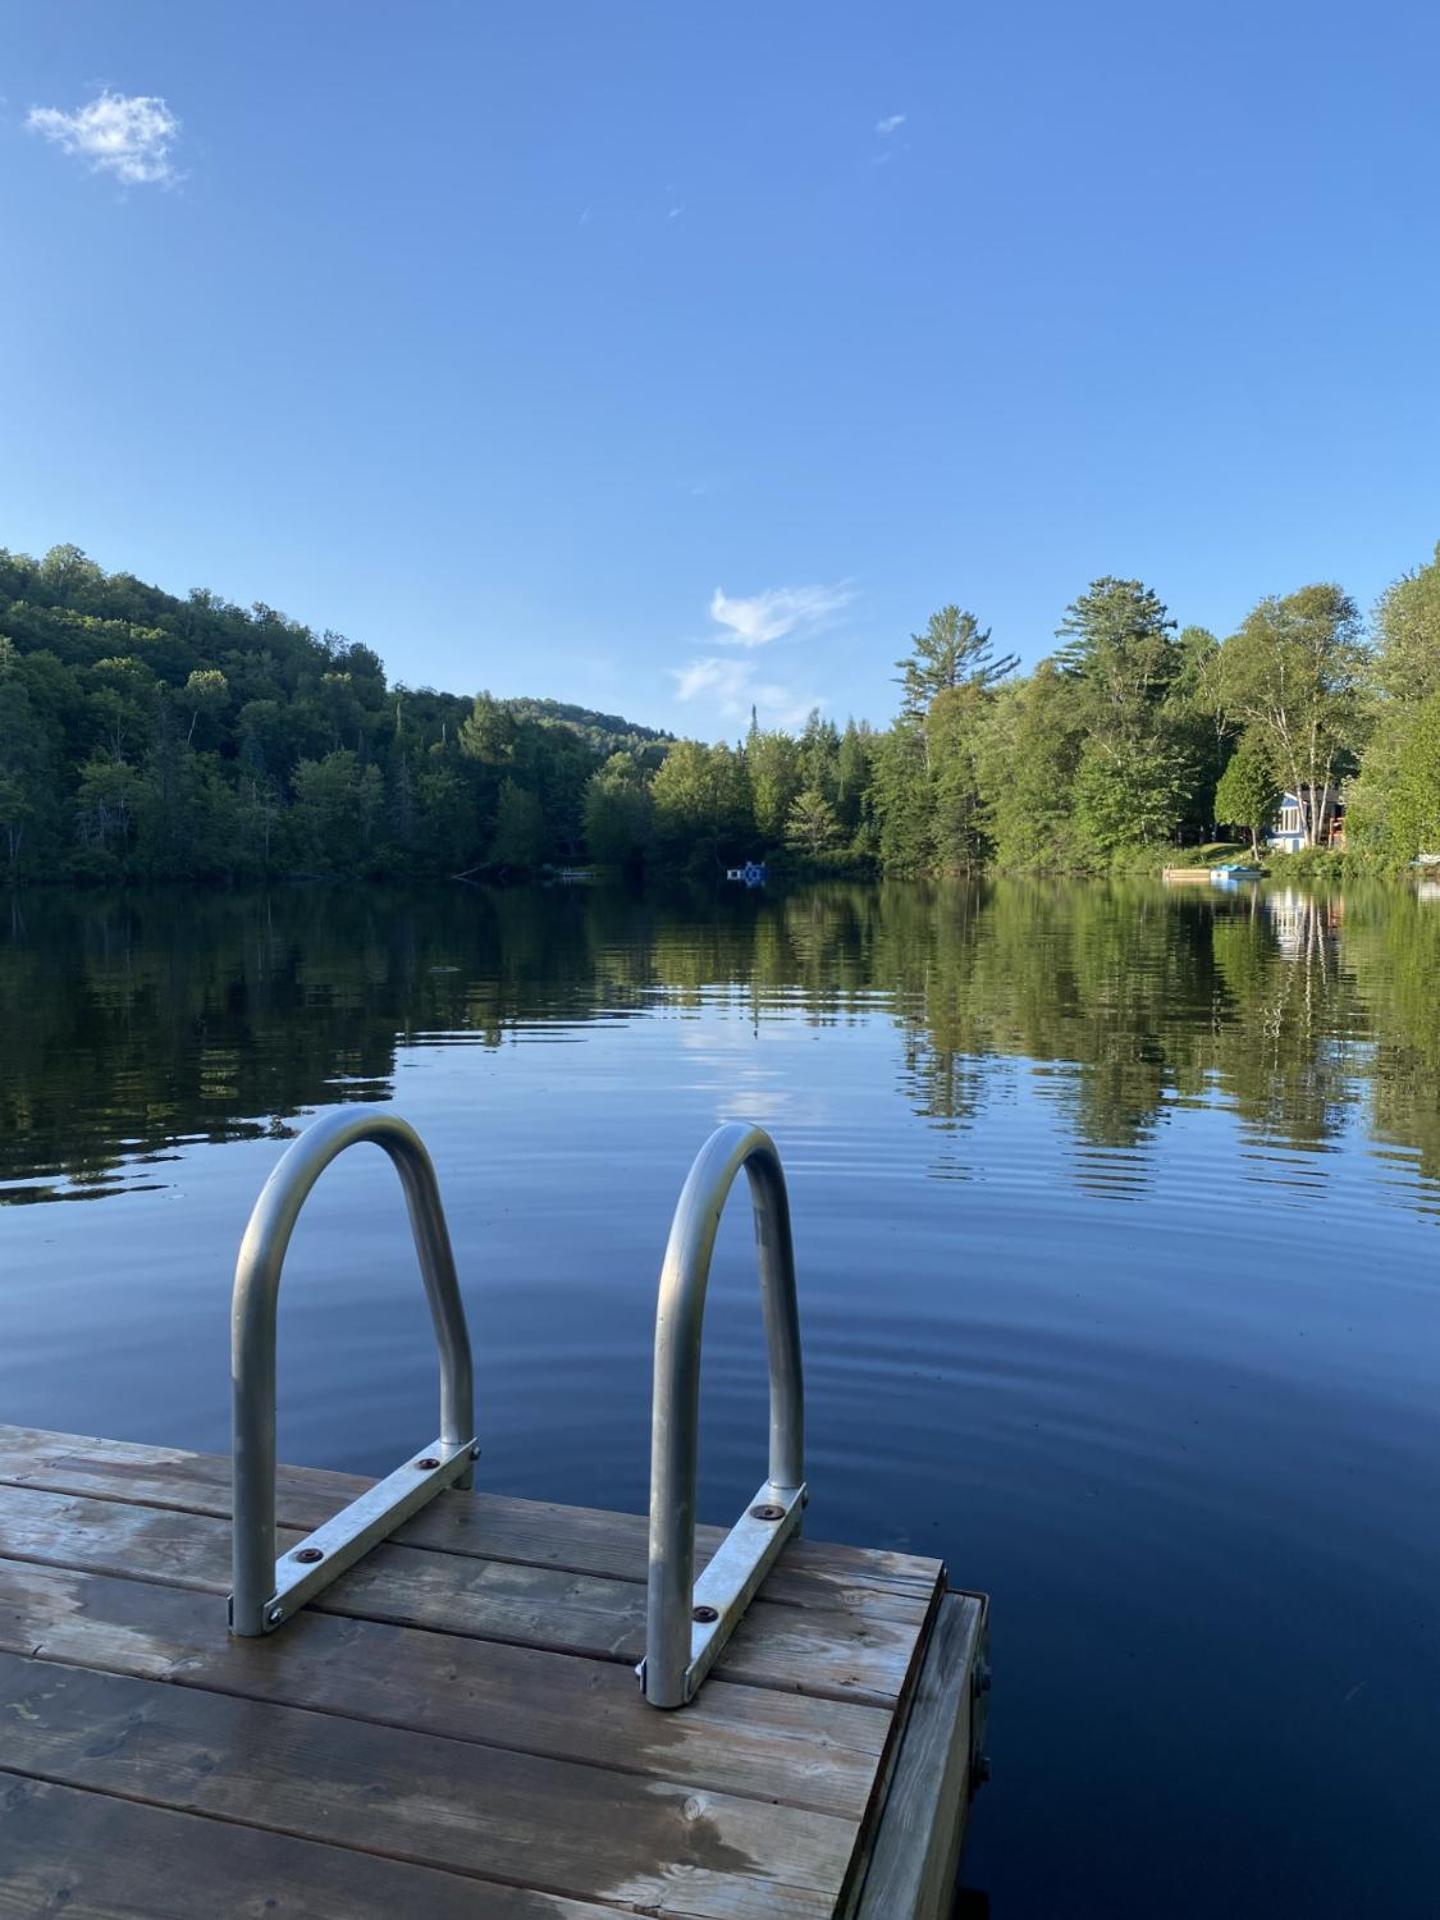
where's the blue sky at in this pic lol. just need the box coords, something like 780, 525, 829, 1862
4, 2, 1438, 738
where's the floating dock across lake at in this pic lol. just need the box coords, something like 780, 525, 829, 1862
0, 1114, 989, 1918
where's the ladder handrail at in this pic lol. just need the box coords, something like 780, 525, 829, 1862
642, 1121, 805, 1708
229, 1108, 476, 1637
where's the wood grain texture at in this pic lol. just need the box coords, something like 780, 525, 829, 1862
851, 1593, 987, 1920
0, 1481, 922, 1708
0, 1425, 971, 1919
0, 1771, 616, 1919
0, 1650, 853, 1920
0, 1424, 941, 1613
0, 1557, 889, 1817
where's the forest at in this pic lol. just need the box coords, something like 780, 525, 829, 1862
0, 539, 1437, 884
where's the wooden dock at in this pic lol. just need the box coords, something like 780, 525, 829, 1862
0, 1423, 988, 1919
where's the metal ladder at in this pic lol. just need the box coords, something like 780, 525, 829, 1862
227, 1111, 805, 1711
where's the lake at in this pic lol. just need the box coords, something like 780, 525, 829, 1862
1, 878, 1437, 1917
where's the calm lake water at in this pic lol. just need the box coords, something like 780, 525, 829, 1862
1, 879, 1437, 1917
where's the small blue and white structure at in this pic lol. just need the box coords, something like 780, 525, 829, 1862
1268, 786, 1343, 854
725, 861, 768, 888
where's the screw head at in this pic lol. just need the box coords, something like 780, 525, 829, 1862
416, 1457, 441, 1470
750, 1503, 786, 1522
692, 1604, 719, 1624
267, 1605, 284, 1625
293, 1546, 324, 1564
470, 1443, 481, 1459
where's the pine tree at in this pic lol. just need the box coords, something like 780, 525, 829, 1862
895, 606, 1016, 722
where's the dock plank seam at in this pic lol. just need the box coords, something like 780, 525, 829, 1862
0, 1649, 855, 1920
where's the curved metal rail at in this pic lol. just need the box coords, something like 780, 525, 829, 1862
641, 1121, 806, 1708
229, 1109, 476, 1637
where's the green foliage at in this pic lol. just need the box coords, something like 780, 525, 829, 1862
1375, 541, 1440, 705
978, 664, 1085, 868
0, 639, 50, 877
784, 786, 841, 857
796, 709, 841, 803
1213, 731, 1280, 852
895, 605, 1016, 721
1073, 734, 1192, 855
1056, 578, 1181, 731
1053, 578, 1193, 852
1361, 692, 1440, 863
0, 545, 666, 886
651, 739, 750, 868
834, 720, 873, 835
583, 752, 654, 867
927, 684, 991, 869
291, 751, 384, 875
867, 723, 932, 874
488, 777, 546, 872
746, 723, 801, 841
1, 542, 1434, 887
1218, 584, 1370, 846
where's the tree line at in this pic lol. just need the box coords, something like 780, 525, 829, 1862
1, 539, 1437, 884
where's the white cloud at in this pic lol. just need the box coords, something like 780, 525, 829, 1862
670, 580, 847, 731
708, 581, 852, 649
875, 113, 907, 136
673, 657, 753, 706
671, 656, 815, 731
26, 89, 180, 186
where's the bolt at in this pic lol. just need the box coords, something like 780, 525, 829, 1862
973, 1753, 992, 1788
470, 1443, 481, 1459
750, 1503, 786, 1522
267, 1606, 284, 1625
416, 1457, 441, 1470
692, 1604, 719, 1624
293, 1546, 324, 1564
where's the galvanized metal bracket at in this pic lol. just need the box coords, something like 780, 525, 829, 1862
639, 1122, 806, 1708
228, 1109, 476, 1637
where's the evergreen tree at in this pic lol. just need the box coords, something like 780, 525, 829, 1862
834, 720, 873, 836
895, 606, 1015, 722
867, 723, 933, 874
1214, 731, 1280, 853
784, 787, 841, 858
1056, 579, 1191, 850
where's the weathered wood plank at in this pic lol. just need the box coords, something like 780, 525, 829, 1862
0, 1482, 922, 1708
851, 1593, 988, 1920
0, 1557, 889, 1818
0, 1651, 852, 1920
0, 1424, 940, 1614
0, 1770, 616, 1919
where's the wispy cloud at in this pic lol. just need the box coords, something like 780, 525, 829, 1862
673, 657, 754, 707
26, 89, 180, 186
671, 580, 849, 730
875, 113, 907, 136
671, 657, 815, 731
708, 582, 853, 648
